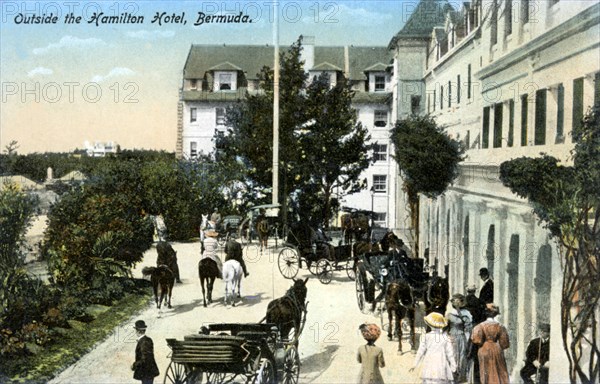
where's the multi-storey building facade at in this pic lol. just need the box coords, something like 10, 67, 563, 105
390, 0, 599, 380
178, 38, 399, 228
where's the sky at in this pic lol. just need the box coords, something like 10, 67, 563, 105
0, 0, 443, 154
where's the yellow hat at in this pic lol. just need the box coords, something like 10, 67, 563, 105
205, 230, 219, 238
424, 312, 448, 328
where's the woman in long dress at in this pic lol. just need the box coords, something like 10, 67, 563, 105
446, 293, 473, 383
471, 303, 510, 384
410, 312, 456, 383
201, 229, 222, 276
357, 323, 385, 384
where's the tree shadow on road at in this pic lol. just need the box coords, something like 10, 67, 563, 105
299, 344, 339, 382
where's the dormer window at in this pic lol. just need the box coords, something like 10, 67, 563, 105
219, 73, 232, 90
190, 79, 197, 90
212, 70, 238, 91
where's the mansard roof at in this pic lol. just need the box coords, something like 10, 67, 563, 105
184, 45, 274, 80
388, 0, 454, 47
184, 44, 392, 82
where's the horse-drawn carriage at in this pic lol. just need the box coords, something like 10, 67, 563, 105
238, 204, 282, 248
164, 323, 300, 384
277, 223, 355, 284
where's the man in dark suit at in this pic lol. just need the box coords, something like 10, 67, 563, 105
479, 267, 494, 304
464, 284, 486, 325
224, 236, 249, 277
520, 323, 550, 384
131, 320, 160, 384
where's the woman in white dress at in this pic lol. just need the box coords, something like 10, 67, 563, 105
201, 230, 222, 276
410, 312, 457, 384
446, 293, 473, 383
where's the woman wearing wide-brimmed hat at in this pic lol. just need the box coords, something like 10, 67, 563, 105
410, 312, 456, 383
471, 303, 510, 384
446, 293, 473, 383
201, 229, 222, 276
357, 323, 385, 384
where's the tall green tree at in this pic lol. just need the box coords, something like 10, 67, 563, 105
390, 115, 465, 256
218, 37, 373, 226
500, 104, 600, 383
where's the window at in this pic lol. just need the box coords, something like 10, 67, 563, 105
491, 0, 498, 45
448, 81, 452, 108
433, 90, 437, 111
521, 94, 528, 146
505, 0, 513, 36
508, 100, 515, 147
411, 96, 421, 115
572, 78, 584, 137
521, 0, 530, 24
374, 144, 387, 162
482, 106, 490, 148
216, 108, 226, 126
190, 107, 197, 123
190, 142, 197, 159
374, 75, 386, 91
373, 212, 386, 223
535, 89, 547, 145
190, 79, 198, 90
595, 72, 600, 106
457, 75, 461, 104
556, 84, 564, 143
219, 73, 232, 90
373, 175, 387, 193
493, 103, 503, 148
467, 64, 472, 99
374, 110, 388, 127
440, 85, 444, 110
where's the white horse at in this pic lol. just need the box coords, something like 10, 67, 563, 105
222, 259, 243, 307
200, 214, 208, 243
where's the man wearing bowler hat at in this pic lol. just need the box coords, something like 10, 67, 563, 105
520, 323, 550, 384
478, 268, 494, 304
131, 320, 160, 384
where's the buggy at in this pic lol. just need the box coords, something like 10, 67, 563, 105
164, 322, 302, 384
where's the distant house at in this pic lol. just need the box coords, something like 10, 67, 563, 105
178, 37, 399, 228
84, 141, 118, 157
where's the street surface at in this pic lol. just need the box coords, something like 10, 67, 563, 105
49, 239, 426, 383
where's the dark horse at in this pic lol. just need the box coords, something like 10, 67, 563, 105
266, 278, 308, 343
385, 281, 416, 352
142, 265, 175, 310
156, 241, 181, 283
198, 258, 220, 307
341, 211, 370, 244
256, 214, 269, 251
423, 274, 450, 315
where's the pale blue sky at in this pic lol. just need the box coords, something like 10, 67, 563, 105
0, 0, 446, 153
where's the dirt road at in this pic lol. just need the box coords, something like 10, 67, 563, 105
49, 240, 424, 383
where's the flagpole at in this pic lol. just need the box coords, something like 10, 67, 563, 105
272, 1, 280, 206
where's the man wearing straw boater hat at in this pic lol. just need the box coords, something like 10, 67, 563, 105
410, 312, 457, 383
131, 320, 159, 384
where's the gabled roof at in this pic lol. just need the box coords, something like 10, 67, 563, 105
207, 61, 243, 71
311, 62, 342, 71
388, 0, 454, 47
364, 62, 389, 72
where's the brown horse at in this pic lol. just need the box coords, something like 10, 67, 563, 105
156, 241, 181, 283
385, 281, 416, 352
266, 278, 308, 343
341, 212, 370, 243
198, 258, 219, 307
256, 216, 269, 251
142, 265, 174, 310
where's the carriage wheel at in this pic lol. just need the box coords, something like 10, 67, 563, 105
205, 372, 226, 383
355, 271, 367, 313
164, 361, 191, 384
280, 346, 300, 384
253, 358, 275, 384
316, 258, 333, 285
346, 260, 356, 281
307, 258, 319, 275
278, 247, 300, 279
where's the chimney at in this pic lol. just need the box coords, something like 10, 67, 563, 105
301, 35, 315, 72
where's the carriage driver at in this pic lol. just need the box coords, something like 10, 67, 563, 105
372, 236, 409, 309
